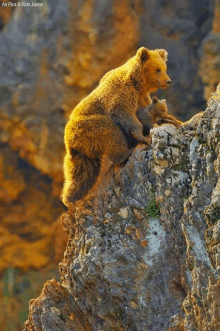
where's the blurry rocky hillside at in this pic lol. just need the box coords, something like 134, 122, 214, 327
0, 0, 220, 330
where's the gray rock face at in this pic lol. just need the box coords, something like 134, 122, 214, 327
24, 86, 220, 330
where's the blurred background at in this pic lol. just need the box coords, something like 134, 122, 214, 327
0, 0, 220, 329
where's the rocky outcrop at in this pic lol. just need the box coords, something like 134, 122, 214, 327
23, 85, 220, 330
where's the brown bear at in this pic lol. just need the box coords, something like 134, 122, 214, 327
122, 96, 183, 148
62, 47, 171, 205
138, 96, 183, 130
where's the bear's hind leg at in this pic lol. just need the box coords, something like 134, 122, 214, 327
109, 148, 134, 165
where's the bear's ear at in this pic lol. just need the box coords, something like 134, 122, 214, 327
152, 96, 159, 104
137, 47, 150, 62
155, 49, 168, 62
161, 99, 167, 104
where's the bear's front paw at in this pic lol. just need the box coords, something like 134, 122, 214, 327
136, 135, 146, 144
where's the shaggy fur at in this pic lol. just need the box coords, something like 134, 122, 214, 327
122, 96, 182, 148
63, 47, 172, 205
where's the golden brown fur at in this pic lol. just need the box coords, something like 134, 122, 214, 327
71, 47, 171, 143
124, 96, 182, 148
137, 96, 183, 129
63, 115, 132, 205
63, 47, 171, 205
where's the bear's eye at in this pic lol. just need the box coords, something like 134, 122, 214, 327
156, 69, 161, 73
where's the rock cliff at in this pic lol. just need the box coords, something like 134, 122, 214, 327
23, 86, 220, 331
